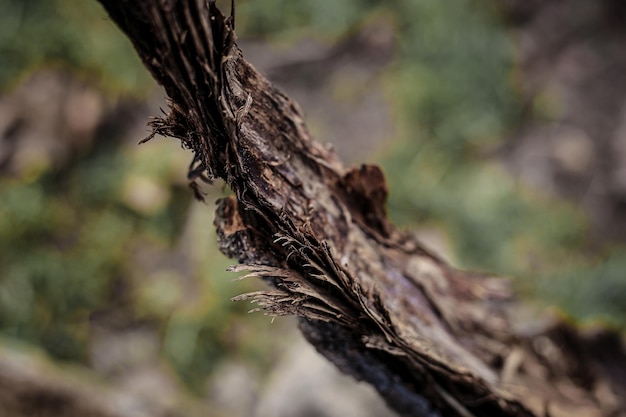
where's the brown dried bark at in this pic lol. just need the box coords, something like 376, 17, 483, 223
95, 1, 626, 416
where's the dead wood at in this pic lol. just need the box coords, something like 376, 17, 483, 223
95, 1, 626, 416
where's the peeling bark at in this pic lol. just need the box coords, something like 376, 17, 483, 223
95, 1, 626, 416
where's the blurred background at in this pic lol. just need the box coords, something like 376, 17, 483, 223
1, 0, 625, 416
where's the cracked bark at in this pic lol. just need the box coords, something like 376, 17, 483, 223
96, 1, 626, 416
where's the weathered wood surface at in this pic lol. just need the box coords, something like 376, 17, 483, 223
96, 1, 626, 416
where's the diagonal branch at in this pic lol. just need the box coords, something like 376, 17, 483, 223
96, 1, 626, 416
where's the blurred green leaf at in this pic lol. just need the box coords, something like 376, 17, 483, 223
0, 0, 152, 94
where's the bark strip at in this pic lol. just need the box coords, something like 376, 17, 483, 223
96, 1, 626, 416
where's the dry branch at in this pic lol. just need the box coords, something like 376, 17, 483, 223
95, 1, 626, 416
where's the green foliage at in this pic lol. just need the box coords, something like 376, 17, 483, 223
538, 249, 626, 328
0, 169, 130, 359
1, 143, 127, 354
382, 0, 538, 272
0, 0, 152, 93
238, 0, 381, 39
0, 137, 270, 386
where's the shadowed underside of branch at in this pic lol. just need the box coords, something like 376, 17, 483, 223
96, 1, 626, 416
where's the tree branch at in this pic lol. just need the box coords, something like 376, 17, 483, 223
96, 1, 626, 416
